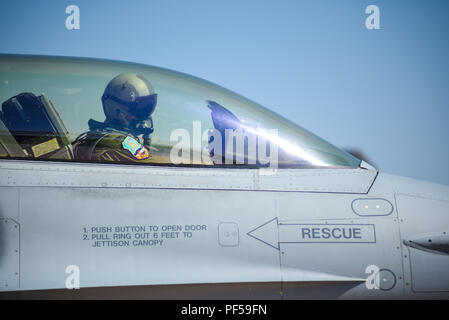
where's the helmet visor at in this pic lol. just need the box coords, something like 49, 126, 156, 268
102, 93, 158, 120
132, 93, 158, 119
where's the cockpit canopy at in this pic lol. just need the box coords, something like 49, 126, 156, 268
0, 55, 360, 169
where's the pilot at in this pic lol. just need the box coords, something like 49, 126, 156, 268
73, 73, 158, 162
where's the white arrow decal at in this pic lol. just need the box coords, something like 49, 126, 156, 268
247, 217, 280, 250
248, 218, 376, 250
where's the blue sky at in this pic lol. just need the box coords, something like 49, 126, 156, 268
1, 0, 448, 185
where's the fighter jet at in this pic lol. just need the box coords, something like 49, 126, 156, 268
0, 54, 448, 299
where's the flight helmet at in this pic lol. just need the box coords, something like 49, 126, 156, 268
101, 73, 157, 134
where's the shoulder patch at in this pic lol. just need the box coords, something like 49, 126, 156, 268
122, 136, 150, 160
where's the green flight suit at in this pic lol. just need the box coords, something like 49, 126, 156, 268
73, 119, 151, 163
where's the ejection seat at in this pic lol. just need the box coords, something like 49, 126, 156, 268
0, 92, 74, 160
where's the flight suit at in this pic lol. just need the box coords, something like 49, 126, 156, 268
74, 119, 152, 163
